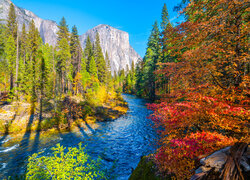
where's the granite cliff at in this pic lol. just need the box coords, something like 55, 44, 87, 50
80, 24, 141, 73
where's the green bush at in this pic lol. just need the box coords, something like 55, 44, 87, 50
40, 117, 59, 130
26, 143, 106, 180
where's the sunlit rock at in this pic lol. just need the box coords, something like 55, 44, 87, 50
80, 24, 142, 74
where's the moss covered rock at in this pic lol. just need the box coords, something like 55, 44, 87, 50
129, 156, 172, 180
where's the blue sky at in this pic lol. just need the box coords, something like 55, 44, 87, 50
12, 0, 182, 57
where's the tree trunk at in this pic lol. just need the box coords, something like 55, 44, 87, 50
15, 33, 19, 97
39, 92, 43, 121
10, 72, 13, 92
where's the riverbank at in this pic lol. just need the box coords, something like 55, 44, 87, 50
130, 143, 250, 180
0, 93, 128, 139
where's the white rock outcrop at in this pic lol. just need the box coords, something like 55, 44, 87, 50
80, 24, 141, 74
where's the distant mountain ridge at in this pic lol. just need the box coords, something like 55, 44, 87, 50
0, 0, 141, 72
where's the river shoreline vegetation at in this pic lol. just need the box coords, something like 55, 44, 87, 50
125, 0, 249, 180
0, 3, 129, 179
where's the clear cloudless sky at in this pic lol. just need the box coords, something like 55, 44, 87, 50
11, 0, 182, 57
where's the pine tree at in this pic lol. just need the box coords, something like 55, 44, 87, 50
160, 4, 173, 94
70, 25, 82, 79
80, 56, 90, 91
40, 44, 54, 98
5, 35, 16, 92
18, 24, 27, 93
160, 3, 172, 64
20, 24, 27, 64
119, 68, 125, 87
131, 60, 136, 92
135, 61, 144, 96
6, 3, 17, 39
143, 21, 161, 100
57, 17, 69, 42
161, 3, 171, 31
84, 36, 93, 71
5, 3, 18, 93
148, 21, 161, 57
94, 33, 107, 83
27, 20, 41, 102
88, 56, 98, 78
38, 50, 46, 121
56, 38, 71, 95
56, 17, 71, 94
131, 61, 135, 75
0, 24, 7, 94
84, 36, 92, 58
105, 51, 112, 82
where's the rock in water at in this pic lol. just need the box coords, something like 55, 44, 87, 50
80, 24, 141, 74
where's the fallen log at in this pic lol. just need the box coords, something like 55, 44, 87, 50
191, 142, 250, 180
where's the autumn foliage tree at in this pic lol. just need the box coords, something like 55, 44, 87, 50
147, 0, 249, 179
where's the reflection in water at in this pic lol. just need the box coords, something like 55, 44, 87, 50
0, 94, 157, 179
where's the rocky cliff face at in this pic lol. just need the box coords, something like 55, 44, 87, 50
81, 25, 141, 73
0, 0, 59, 46
0, 0, 141, 73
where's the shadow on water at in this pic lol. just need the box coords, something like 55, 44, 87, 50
84, 119, 98, 135
6, 102, 35, 176
0, 114, 16, 147
31, 115, 42, 154
76, 122, 89, 139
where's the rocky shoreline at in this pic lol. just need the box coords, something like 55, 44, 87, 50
0, 94, 128, 138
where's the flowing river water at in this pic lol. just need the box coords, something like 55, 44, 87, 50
0, 94, 157, 179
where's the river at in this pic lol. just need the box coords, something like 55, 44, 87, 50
0, 94, 157, 179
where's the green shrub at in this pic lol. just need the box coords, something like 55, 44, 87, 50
26, 143, 106, 180
40, 118, 57, 130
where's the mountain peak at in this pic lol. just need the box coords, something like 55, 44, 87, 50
96, 24, 111, 28
80, 24, 141, 74
90, 24, 125, 34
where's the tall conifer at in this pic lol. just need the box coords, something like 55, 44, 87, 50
27, 20, 40, 102
94, 33, 107, 83
88, 56, 97, 78
105, 51, 112, 82
161, 3, 171, 31
6, 3, 17, 39
70, 25, 82, 79
84, 36, 93, 71
5, 35, 16, 92
57, 17, 69, 42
